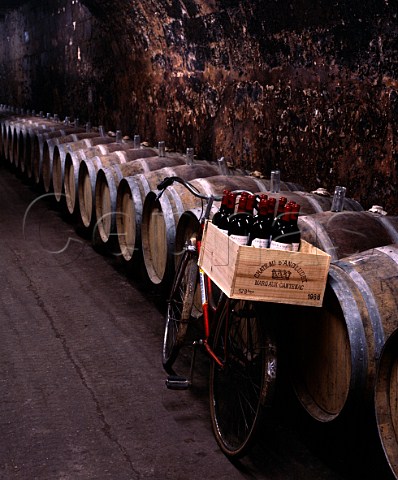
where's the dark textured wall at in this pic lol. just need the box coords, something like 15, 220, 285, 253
0, 0, 397, 212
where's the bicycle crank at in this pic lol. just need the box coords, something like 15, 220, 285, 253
165, 375, 190, 390
165, 341, 199, 390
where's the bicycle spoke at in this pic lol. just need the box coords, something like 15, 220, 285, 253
209, 299, 277, 457
162, 250, 198, 373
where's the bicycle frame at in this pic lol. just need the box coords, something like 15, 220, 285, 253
175, 215, 227, 375
159, 176, 254, 377
198, 258, 225, 368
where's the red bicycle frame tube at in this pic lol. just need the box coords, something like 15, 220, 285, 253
196, 218, 225, 368
198, 265, 224, 368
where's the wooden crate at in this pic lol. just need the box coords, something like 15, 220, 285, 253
198, 221, 331, 307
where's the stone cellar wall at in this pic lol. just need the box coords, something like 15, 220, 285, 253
0, 0, 397, 212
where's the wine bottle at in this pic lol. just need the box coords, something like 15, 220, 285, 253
269, 196, 286, 243
228, 194, 252, 245
289, 202, 301, 251
227, 192, 237, 214
212, 189, 230, 228
257, 193, 268, 208
245, 194, 256, 218
249, 199, 272, 248
267, 196, 276, 220
274, 196, 287, 222
217, 192, 236, 234
270, 203, 293, 251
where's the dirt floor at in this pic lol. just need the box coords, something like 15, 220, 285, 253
0, 158, 394, 480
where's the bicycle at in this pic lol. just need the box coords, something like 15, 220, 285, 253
156, 176, 278, 458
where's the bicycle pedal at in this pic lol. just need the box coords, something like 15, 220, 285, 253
165, 375, 190, 390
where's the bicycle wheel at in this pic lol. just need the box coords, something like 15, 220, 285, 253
162, 249, 198, 374
209, 299, 277, 457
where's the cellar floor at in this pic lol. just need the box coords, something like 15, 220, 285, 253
0, 160, 393, 480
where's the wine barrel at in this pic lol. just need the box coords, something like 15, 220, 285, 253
12, 123, 24, 170
6, 119, 25, 165
77, 148, 157, 228
5, 119, 25, 169
51, 134, 116, 202
117, 171, 275, 263
25, 124, 58, 179
95, 158, 218, 245
32, 127, 86, 185
41, 131, 105, 192
285, 244, 398, 426
63, 142, 140, 214
18, 121, 57, 176
140, 175, 279, 288
0, 121, 4, 158
0, 117, 7, 158
1, 118, 20, 161
1, 116, 17, 162
298, 211, 398, 261
11, 117, 47, 170
7, 116, 54, 168
375, 326, 398, 480
16, 124, 27, 172
283, 191, 363, 212
0, 116, 14, 160
8, 119, 27, 169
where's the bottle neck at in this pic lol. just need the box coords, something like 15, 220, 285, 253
290, 204, 300, 225
257, 199, 268, 216
282, 205, 292, 222
245, 194, 256, 214
276, 197, 287, 217
267, 198, 276, 218
219, 190, 230, 212
221, 191, 229, 206
227, 193, 237, 214
236, 196, 248, 213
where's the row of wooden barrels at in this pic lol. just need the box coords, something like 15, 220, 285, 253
1, 109, 397, 478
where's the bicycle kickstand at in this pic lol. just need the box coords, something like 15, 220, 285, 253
165, 341, 199, 390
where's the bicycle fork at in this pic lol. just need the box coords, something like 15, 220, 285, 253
165, 268, 224, 390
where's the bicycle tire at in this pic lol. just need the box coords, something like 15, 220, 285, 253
209, 299, 277, 457
162, 250, 198, 374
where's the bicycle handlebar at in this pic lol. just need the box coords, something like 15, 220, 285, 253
156, 176, 256, 204
156, 175, 261, 225
156, 176, 223, 202
156, 176, 175, 191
